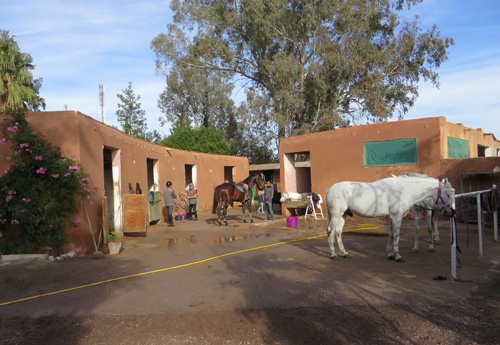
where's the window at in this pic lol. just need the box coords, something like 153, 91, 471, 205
363, 139, 417, 166
447, 137, 470, 158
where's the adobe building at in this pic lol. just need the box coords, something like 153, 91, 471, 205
0, 111, 249, 254
279, 116, 500, 216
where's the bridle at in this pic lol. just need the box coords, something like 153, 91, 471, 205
435, 180, 454, 215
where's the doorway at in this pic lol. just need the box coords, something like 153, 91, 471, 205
103, 147, 122, 233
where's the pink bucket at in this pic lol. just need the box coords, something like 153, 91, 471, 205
286, 216, 298, 228
178, 213, 186, 220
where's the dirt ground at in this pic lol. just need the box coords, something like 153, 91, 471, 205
1, 209, 499, 345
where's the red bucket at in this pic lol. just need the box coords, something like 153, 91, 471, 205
286, 216, 298, 228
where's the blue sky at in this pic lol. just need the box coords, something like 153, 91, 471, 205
1, 0, 499, 139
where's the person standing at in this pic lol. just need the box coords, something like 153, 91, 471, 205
181, 183, 198, 221
263, 181, 274, 221
257, 187, 264, 213
163, 181, 177, 227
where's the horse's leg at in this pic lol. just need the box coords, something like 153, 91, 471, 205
247, 200, 254, 223
387, 221, 396, 259
216, 204, 222, 225
242, 200, 246, 223
329, 213, 350, 259
327, 215, 338, 260
431, 209, 440, 245
335, 216, 351, 258
389, 215, 405, 262
426, 209, 436, 253
223, 203, 228, 226
412, 206, 420, 253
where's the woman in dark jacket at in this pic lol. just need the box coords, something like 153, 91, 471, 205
263, 181, 274, 221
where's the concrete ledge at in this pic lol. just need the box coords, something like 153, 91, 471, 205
1, 254, 48, 264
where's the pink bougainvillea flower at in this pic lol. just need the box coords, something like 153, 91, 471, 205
35, 156, 43, 161
51, 173, 60, 178
69, 165, 79, 171
81, 177, 90, 185
60, 154, 65, 158
22, 198, 31, 203
64, 172, 70, 177
6, 195, 13, 202
20, 143, 29, 148
74, 216, 81, 224
7, 126, 18, 133
36, 167, 47, 174
11, 219, 19, 225
0, 219, 6, 224
0, 138, 7, 145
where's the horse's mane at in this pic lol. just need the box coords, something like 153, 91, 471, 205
394, 172, 430, 178
242, 173, 262, 185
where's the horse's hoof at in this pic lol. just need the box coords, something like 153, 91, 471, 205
224, 221, 228, 226
411, 248, 419, 253
387, 255, 395, 261
330, 255, 339, 261
427, 248, 436, 253
395, 257, 405, 263
250, 219, 254, 223
343, 254, 352, 259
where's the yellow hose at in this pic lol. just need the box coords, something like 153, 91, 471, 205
0, 223, 379, 307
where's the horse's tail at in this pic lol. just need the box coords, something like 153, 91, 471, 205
212, 185, 220, 214
325, 194, 332, 233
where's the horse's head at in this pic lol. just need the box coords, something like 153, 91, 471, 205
436, 178, 455, 217
255, 173, 266, 189
279, 191, 288, 203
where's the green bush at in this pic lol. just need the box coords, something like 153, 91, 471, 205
0, 111, 94, 254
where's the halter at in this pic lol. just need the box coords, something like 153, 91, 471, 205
434, 180, 450, 212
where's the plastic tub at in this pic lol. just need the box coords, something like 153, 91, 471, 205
175, 215, 182, 221
178, 213, 186, 220
286, 216, 298, 228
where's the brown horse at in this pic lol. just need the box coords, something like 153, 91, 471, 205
212, 173, 265, 225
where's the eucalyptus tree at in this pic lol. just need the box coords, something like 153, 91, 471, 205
0, 30, 45, 113
156, 60, 237, 131
151, 0, 453, 142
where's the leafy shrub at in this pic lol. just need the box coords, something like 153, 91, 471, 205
0, 110, 94, 254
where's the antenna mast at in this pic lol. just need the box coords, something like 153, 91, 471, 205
99, 84, 105, 123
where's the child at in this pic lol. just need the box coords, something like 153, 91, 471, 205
257, 188, 264, 213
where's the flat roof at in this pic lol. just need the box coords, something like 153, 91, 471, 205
249, 161, 310, 171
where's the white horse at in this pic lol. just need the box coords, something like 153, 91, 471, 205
280, 191, 323, 210
280, 191, 308, 203
325, 176, 454, 262
397, 173, 441, 253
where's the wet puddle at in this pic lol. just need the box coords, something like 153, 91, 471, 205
163, 231, 304, 249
